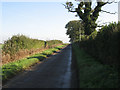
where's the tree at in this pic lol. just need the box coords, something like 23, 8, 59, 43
65, 20, 84, 43
63, 0, 116, 35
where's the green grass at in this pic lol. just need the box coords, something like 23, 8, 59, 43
0, 44, 3, 48
2, 44, 66, 83
2, 58, 39, 81
55, 45, 65, 50
72, 44, 118, 88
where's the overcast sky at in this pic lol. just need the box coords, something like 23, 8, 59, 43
1, 0, 118, 43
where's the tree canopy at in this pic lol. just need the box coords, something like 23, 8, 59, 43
65, 20, 84, 42
64, 0, 117, 35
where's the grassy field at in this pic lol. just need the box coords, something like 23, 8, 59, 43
2, 44, 66, 83
72, 44, 118, 88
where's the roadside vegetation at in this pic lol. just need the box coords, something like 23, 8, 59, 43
0, 44, 3, 48
2, 34, 63, 64
1, 34, 66, 83
79, 22, 120, 65
72, 44, 118, 88
2, 44, 66, 83
67, 21, 120, 88
64, 0, 119, 88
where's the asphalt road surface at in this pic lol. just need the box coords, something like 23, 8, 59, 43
3, 45, 77, 88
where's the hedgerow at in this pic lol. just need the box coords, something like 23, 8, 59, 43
79, 22, 120, 65
2, 34, 63, 64
2, 44, 65, 83
72, 44, 118, 88
2, 35, 45, 56
46, 40, 63, 48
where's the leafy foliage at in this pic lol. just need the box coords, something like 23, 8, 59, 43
64, 0, 113, 35
72, 44, 118, 88
2, 34, 63, 64
65, 20, 84, 42
79, 22, 120, 65
2, 35, 45, 56
46, 40, 63, 48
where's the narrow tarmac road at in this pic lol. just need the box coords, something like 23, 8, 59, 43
3, 45, 76, 88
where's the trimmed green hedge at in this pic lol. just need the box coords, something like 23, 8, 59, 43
72, 43, 118, 88
79, 22, 120, 65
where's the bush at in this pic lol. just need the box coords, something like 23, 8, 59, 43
46, 40, 63, 48
2, 34, 63, 64
79, 22, 120, 65
2, 35, 45, 56
72, 44, 118, 88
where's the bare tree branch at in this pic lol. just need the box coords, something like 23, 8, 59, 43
101, 10, 117, 14
97, 25, 104, 27
105, 0, 118, 4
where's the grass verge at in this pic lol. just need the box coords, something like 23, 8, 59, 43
2, 44, 66, 83
72, 44, 118, 88
0, 44, 3, 48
